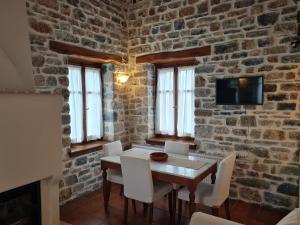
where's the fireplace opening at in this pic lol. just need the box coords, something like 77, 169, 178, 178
0, 181, 41, 225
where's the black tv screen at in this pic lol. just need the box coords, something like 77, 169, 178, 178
216, 76, 264, 105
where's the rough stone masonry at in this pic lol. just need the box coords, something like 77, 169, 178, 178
26, 0, 300, 210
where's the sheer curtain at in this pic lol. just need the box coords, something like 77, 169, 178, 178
68, 66, 84, 143
156, 68, 175, 135
177, 67, 195, 137
85, 67, 103, 141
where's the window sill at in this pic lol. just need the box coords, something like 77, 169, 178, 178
69, 140, 110, 158
145, 135, 197, 149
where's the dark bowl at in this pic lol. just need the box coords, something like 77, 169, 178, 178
150, 152, 168, 162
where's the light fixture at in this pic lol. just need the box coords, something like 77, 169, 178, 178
118, 72, 129, 84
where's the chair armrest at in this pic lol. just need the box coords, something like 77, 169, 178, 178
190, 212, 244, 225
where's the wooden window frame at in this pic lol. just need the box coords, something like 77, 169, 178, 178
68, 59, 104, 148
154, 62, 196, 140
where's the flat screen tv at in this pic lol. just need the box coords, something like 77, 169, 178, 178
216, 76, 264, 105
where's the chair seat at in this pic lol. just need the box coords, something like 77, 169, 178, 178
107, 169, 123, 184
190, 212, 243, 225
178, 183, 214, 207
276, 208, 300, 225
153, 181, 173, 202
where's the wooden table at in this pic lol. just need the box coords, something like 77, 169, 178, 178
101, 147, 217, 222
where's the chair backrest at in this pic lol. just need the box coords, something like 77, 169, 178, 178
190, 212, 243, 225
120, 155, 154, 203
164, 140, 189, 156
103, 140, 123, 156
211, 152, 236, 207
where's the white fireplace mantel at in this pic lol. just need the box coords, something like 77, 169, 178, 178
0, 94, 64, 225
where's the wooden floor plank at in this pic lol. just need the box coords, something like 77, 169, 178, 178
60, 184, 288, 225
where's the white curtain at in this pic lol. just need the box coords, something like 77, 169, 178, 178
85, 67, 103, 141
177, 67, 195, 137
68, 66, 84, 143
156, 68, 175, 135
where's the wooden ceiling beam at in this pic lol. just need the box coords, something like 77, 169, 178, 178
136, 46, 211, 64
49, 40, 123, 64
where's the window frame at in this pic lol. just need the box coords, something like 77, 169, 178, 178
68, 59, 104, 146
155, 62, 196, 140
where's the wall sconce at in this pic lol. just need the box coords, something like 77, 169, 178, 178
117, 73, 129, 84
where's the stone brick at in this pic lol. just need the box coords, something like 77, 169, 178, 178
277, 103, 296, 111
264, 192, 291, 208
75, 156, 87, 166
211, 3, 231, 14
264, 84, 277, 92
214, 41, 238, 54
66, 175, 78, 186
239, 187, 262, 202
258, 12, 279, 26
234, 0, 254, 8
67, 0, 79, 6
236, 178, 270, 189
240, 116, 256, 127
32, 55, 45, 67
226, 117, 237, 126
38, 0, 59, 10
197, 1, 208, 15
179, 6, 195, 17
280, 166, 300, 176
277, 183, 298, 197
195, 125, 213, 138
263, 130, 285, 140
241, 58, 264, 66
29, 19, 52, 34
174, 19, 185, 30
267, 93, 288, 101
283, 120, 300, 126
280, 83, 300, 91
195, 65, 215, 73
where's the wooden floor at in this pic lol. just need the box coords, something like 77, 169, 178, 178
61, 184, 288, 225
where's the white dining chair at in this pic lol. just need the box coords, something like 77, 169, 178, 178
190, 212, 243, 225
164, 140, 190, 212
103, 140, 136, 212
103, 140, 123, 185
177, 152, 236, 224
120, 155, 174, 225
164, 140, 189, 156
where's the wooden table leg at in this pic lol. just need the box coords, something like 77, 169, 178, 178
102, 168, 109, 212
211, 171, 216, 184
188, 186, 196, 218
172, 189, 177, 224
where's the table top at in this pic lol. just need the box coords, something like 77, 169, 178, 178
101, 147, 217, 179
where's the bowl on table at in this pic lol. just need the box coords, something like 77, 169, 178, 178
150, 152, 168, 162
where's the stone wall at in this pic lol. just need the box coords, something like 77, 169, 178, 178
26, 0, 128, 203
26, 0, 300, 209
127, 0, 300, 210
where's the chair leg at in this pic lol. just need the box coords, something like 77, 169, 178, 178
123, 197, 128, 225
107, 181, 111, 203
225, 198, 231, 220
132, 199, 137, 214
168, 192, 173, 224
148, 203, 154, 225
172, 189, 177, 215
120, 185, 123, 196
168, 192, 173, 217
177, 199, 183, 225
211, 207, 219, 217
143, 203, 148, 216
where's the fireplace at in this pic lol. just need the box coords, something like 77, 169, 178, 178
0, 181, 41, 225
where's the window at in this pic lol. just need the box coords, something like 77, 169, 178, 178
155, 66, 195, 137
68, 65, 103, 144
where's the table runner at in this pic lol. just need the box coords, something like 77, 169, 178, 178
123, 149, 207, 170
